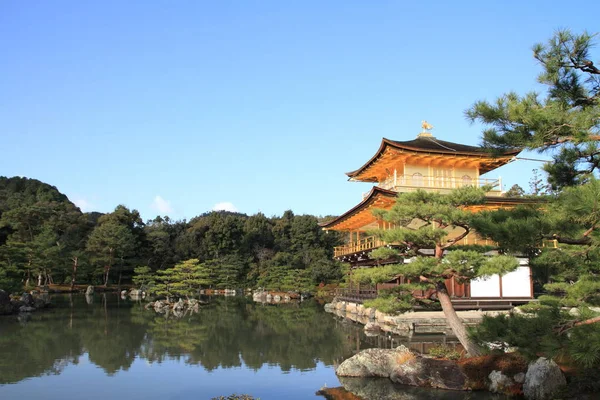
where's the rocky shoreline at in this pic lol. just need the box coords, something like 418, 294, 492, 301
334, 346, 566, 399
324, 299, 507, 334
0, 289, 51, 315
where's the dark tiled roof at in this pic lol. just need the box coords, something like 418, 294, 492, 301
388, 136, 516, 155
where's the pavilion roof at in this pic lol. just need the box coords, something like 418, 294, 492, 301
320, 189, 537, 232
346, 136, 521, 181
319, 187, 397, 231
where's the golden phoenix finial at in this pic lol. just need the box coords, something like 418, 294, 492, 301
421, 120, 433, 131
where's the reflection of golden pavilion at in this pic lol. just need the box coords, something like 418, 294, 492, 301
321, 123, 525, 264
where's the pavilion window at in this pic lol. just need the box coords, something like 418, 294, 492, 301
462, 175, 472, 187
412, 173, 423, 187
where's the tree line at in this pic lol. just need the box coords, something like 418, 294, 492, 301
0, 176, 343, 293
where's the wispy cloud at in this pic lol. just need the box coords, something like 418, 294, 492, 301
151, 195, 174, 214
212, 202, 238, 212
73, 198, 93, 212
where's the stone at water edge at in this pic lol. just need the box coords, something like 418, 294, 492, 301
336, 346, 414, 378
488, 370, 515, 394
513, 372, 526, 384
20, 292, 34, 307
523, 357, 566, 400
364, 322, 381, 332
390, 357, 468, 391
33, 296, 49, 309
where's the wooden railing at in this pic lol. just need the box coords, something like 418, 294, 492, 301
334, 236, 386, 257
335, 288, 378, 303
363, 175, 502, 198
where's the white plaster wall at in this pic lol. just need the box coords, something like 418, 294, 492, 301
404, 165, 429, 175
501, 266, 531, 297
470, 274, 501, 297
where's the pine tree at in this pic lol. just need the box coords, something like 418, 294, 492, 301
132, 266, 155, 290
471, 178, 600, 366
355, 187, 518, 356
466, 29, 600, 190
152, 259, 212, 299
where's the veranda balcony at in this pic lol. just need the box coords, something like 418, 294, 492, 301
363, 175, 503, 198
334, 234, 501, 258
333, 236, 386, 258
334, 235, 559, 258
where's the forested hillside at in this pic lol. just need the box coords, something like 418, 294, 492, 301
0, 176, 343, 293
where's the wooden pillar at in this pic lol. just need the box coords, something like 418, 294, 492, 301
529, 266, 534, 298
499, 274, 504, 299
452, 164, 456, 188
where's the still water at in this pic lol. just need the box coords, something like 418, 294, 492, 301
0, 295, 499, 400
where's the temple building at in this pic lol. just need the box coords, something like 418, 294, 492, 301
321, 122, 534, 301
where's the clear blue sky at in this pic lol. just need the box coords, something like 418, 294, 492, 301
1, 1, 597, 221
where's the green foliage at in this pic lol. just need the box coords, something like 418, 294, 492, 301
472, 306, 600, 368
363, 295, 413, 314
470, 205, 546, 254
369, 246, 400, 260
428, 345, 462, 360
0, 176, 92, 289
351, 264, 404, 285
0, 263, 21, 293
0, 176, 344, 291
504, 184, 525, 198
152, 259, 212, 299
466, 29, 600, 190
132, 266, 154, 290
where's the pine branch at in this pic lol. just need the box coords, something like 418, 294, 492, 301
556, 316, 600, 335
542, 234, 593, 245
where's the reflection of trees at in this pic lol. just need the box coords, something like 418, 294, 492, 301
80, 294, 147, 374
0, 298, 83, 384
0, 295, 358, 384
143, 297, 353, 372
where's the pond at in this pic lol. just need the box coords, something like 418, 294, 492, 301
0, 295, 499, 399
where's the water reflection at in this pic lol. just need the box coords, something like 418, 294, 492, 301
0, 295, 496, 400
0, 295, 354, 384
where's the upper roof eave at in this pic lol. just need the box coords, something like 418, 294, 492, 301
345, 137, 522, 179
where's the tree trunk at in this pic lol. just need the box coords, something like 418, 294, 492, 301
70, 257, 78, 291
104, 266, 110, 287
435, 281, 482, 357
104, 249, 114, 287
117, 256, 124, 289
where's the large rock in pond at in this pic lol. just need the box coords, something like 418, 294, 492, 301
390, 357, 468, 391
336, 346, 413, 378
33, 296, 49, 309
20, 292, 34, 307
523, 357, 566, 400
